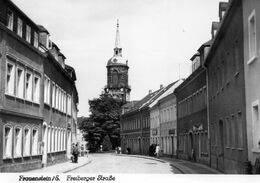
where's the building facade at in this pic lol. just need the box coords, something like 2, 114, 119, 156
104, 20, 131, 103
243, 0, 260, 173
0, 0, 78, 172
204, 0, 248, 173
121, 87, 165, 155
175, 41, 210, 165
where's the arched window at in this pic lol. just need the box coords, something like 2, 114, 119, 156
23, 127, 31, 156
47, 126, 51, 153
4, 125, 13, 158
51, 126, 55, 152
112, 70, 118, 87
14, 126, 22, 157
32, 128, 39, 155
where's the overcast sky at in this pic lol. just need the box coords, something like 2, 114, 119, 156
13, 0, 221, 116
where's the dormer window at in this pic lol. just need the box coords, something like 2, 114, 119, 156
17, 18, 23, 37
7, 10, 13, 30
192, 55, 200, 72
34, 32, 39, 48
26, 25, 31, 43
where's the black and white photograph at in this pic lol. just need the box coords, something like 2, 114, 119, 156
0, 0, 259, 182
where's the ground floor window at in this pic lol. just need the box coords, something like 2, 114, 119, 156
14, 127, 22, 157
23, 128, 31, 156
32, 128, 38, 155
4, 125, 13, 158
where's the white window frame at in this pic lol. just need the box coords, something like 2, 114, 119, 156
44, 75, 51, 105
32, 128, 39, 155
7, 10, 14, 30
252, 100, 260, 152
3, 124, 13, 159
248, 9, 258, 64
17, 17, 23, 37
25, 71, 33, 101
26, 25, 31, 43
34, 32, 39, 48
14, 126, 22, 157
23, 127, 31, 156
6, 61, 15, 96
47, 126, 51, 153
16, 66, 25, 98
33, 74, 40, 103
52, 82, 56, 108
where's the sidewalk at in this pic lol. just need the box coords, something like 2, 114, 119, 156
26, 156, 92, 173
116, 153, 221, 174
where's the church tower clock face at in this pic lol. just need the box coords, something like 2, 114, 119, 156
104, 20, 131, 102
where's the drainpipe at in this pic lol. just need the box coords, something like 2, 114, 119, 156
202, 64, 211, 166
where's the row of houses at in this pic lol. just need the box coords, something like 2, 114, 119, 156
0, 0, 79, 172
121, 0, 260, 174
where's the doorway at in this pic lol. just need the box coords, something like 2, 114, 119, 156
217, 120, 224, 171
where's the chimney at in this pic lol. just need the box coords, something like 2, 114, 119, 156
219, 2, 229, 21
149, 90, 152, 94
160, 84, 163, 89
211, 22, 220, 39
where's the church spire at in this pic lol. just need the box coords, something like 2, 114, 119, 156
114, 19, 122, 56
115, 19, 121, 48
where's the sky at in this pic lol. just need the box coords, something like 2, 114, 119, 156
12, 0, 222, 117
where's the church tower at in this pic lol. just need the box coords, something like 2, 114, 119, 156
104, 20, 131, 102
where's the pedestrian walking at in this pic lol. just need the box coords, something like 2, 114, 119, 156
155, 144, 160, 158
72, 143, 80, 163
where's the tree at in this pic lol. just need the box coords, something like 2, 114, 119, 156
78, 94, 123, 152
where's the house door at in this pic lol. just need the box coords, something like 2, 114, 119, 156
67, 130, 72, 159
217, 120, 224, 171
189, 132, 194, 160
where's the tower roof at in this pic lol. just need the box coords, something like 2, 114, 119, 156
107, 19, 128, 66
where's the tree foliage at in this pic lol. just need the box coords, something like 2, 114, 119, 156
78, 94, 124, 152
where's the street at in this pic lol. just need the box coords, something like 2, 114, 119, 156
69, 153, 175, 173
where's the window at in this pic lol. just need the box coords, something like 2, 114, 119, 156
248, 10, 257, 63
51, 127, 55, 152
67, 95, 71, 115
252, 101, 260, 150
56, 85, 59, 109
6, 62, 15, 95
23, 128, 31, 156
33, 75, 40, 103
34, 32, 39, 48
14, 127, 22, 157
4, 125, 13, 158
52, 82, 56, 107
112, 71, 118, 86
7, 10, 13, 30
25, 72, 33, 101
44, 76, 51, 104
26, 25, 31, 43
16, 67, 24, 98
47, 126, 51, 153
17, 17, 23, 37
32, 129, 38, 155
